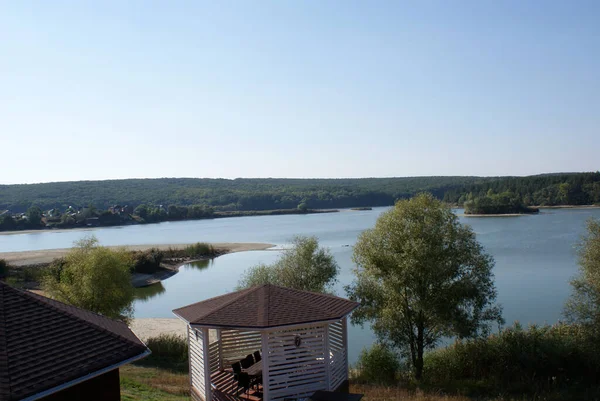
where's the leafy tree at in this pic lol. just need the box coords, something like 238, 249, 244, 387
42, 236, 135, 322
564, 218, 600, 330
237, 236, 339, 293
297, 202, 308, 212
346, 193, 503, 380
26, 206, 43, 227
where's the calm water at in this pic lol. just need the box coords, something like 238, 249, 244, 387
3, 207, 600, 364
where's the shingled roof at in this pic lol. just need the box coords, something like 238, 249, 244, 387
172, 284, 359, 329
0, 281, 149, 401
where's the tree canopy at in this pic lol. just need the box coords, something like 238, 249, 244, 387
346, 193, 503, 380
237, 236, 339, 293
42, 236, 135, 322
1, 173, 598, 214
564, 218, 600, 330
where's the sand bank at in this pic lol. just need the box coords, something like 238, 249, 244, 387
0, 242, 275, 267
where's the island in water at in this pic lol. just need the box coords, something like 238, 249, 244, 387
464, 191, 540, 216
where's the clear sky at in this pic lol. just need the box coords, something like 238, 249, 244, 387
1, 1, 598, 184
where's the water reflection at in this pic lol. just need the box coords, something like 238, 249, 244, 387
187, 259, 213, 270
134, 282, 166, 302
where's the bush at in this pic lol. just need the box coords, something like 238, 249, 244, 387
184, 242, 216, 258
423, 323, 600, 398
0, 259, 7, 278
354, 343, 400, 385
137, 334, 189, 373
132, 248, 164, 274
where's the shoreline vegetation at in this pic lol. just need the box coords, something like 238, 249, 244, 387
0, 242, 274, 290
1, 173, 600, 232
2, 204, 598, 235
464, 191, 540, 216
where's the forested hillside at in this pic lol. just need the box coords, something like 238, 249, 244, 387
0, 173, 599, 213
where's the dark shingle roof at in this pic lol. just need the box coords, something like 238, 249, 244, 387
0, 282, 149, 400
172, 284, 359, 329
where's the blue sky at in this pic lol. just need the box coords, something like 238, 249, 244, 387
1, 1, 598, 184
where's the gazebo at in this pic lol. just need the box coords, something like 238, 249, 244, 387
173, 284, 359, 401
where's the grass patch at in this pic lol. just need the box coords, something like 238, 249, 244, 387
120, 365, 188, 401
183, 242, 216, 258
135, 334, 189, 373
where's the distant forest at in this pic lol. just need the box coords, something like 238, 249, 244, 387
1, 173, 599, 213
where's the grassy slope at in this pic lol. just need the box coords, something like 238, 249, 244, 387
120, 365, 511, 401
120, 365, 189, 401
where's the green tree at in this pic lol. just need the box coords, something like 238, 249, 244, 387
26, 206, 43, 227
237, 236, 339, 293
346, 193, 503, 380
42, 236, 135, 321
564, 218, 600, 330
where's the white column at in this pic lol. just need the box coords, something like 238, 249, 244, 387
187, 325, 193, 389
217, 328, 223, 370
261, 331, 270, 401
342, 317, 349, 382
202, 328, 212, 400
324, 323, 331, 390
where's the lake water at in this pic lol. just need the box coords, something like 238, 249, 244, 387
2, 207, 600, 364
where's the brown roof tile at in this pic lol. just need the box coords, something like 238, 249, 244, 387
0, 282, 149, 400
172, 284, 359, 329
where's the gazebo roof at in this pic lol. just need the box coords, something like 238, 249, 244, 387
172, 284, 359, 329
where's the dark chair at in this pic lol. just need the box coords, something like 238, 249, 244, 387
236, 372, 251, 396
231, 362, 242, 387
231, 362, 242, 373
253, 350, 261, 362
241, 355, 253, 369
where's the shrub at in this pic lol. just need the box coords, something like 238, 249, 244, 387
0, 259, 7, 278
132, 248, 164, 274
423, 322, 600, 398
354, 343, 400, 385
42, 236, 134, 322
184, 242, 216, 258
137, 334, 189, 373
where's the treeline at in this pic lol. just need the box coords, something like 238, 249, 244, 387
1, 173, 599, 213
443, 172, 600, 206
0, 176, 492, 212
134, 204, 214, 223
464, 191, 539, 215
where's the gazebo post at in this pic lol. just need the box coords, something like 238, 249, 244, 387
217, 328, 223, 370
261, 330, 270, 401
324, 323, 332, 390
202, 328, 212, 401
342, 317, 349, 378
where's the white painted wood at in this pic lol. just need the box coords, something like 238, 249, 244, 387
264, 323, 328, 401
220, 329, 262, 366
187, 324, 193, 390
202, 328, 212, 401
324, 324, 331, 390
261, 331, 270, 401
217, 328, 223, 370
188, 326, 206, 399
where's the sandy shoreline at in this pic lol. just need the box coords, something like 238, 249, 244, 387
0, 242, 275, 266
130, 318, 188, 340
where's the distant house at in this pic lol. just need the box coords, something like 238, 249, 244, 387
85, 217, 100, 226
0, 282, 150, 401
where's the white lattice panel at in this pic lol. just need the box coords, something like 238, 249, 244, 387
189, 326, 206, 399
265, 324, 328, 401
